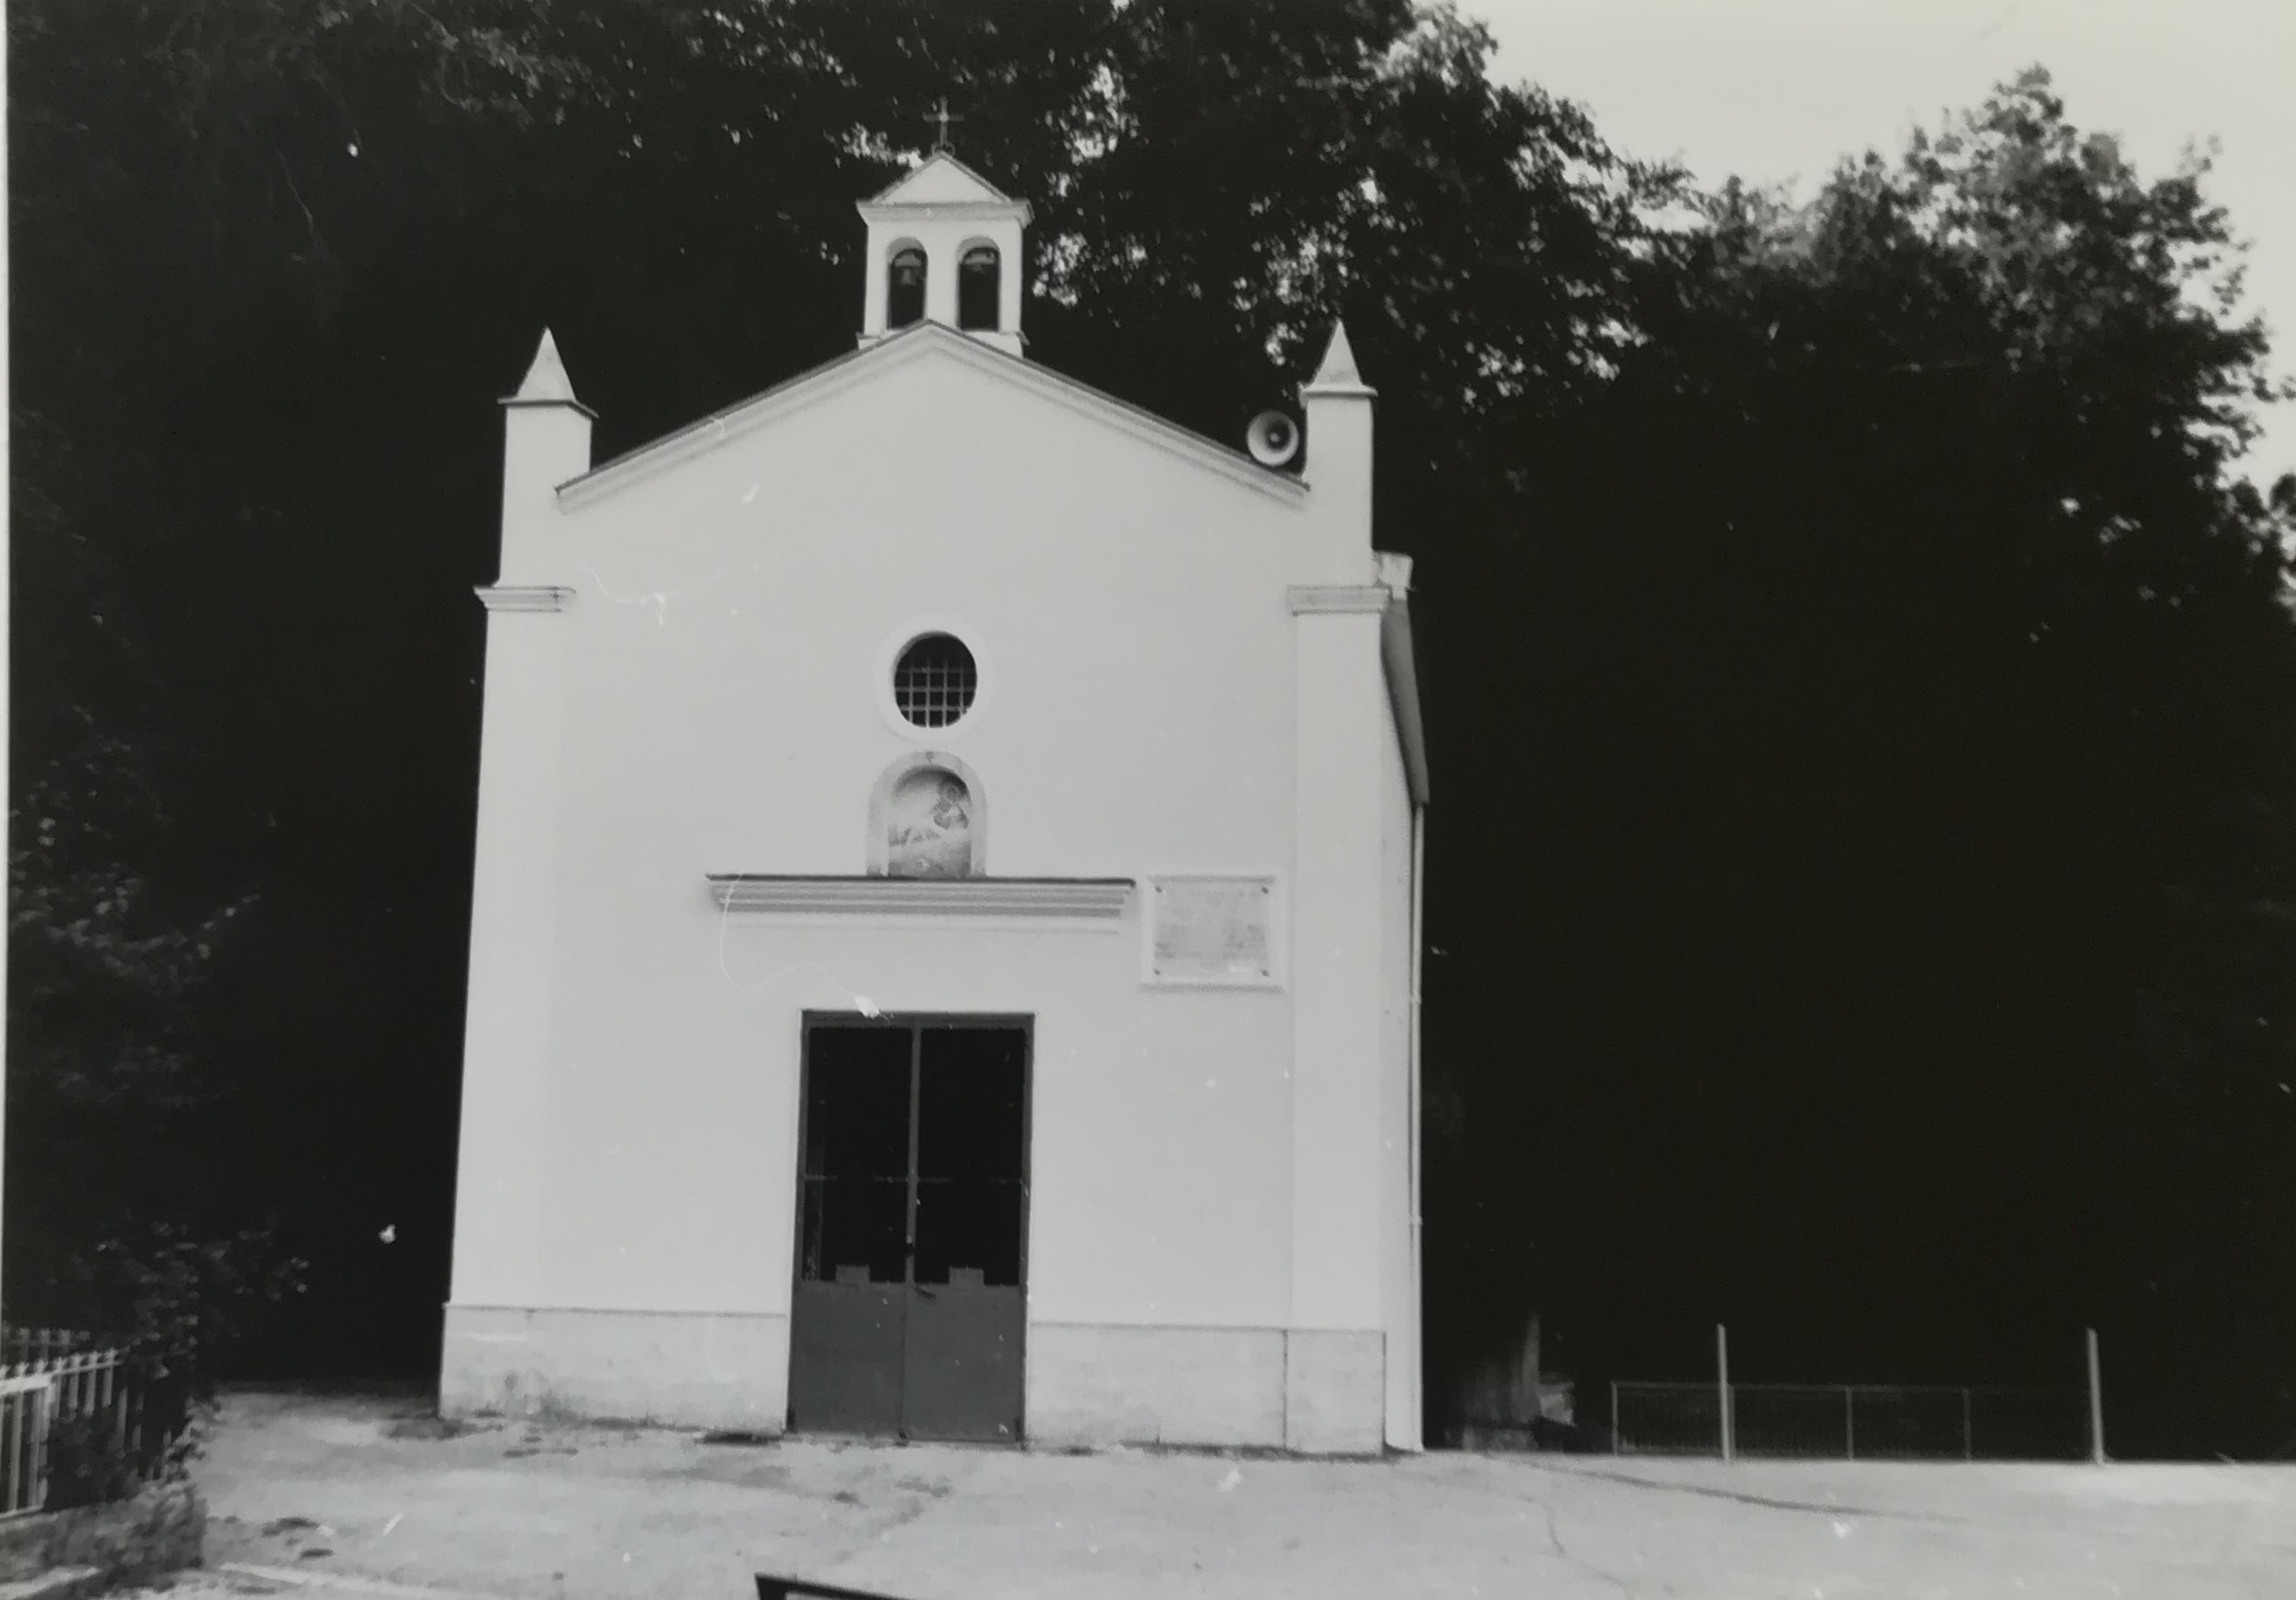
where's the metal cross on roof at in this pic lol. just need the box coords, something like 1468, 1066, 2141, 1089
924, 97, 963, 154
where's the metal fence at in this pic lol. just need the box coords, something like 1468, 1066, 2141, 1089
1612, 1380, 2090, 1461
2, 1373, 58, 1518
1, 1327, 170, 1519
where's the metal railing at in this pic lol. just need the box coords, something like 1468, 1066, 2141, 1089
1, 1327, 168, 1518
2, 1372, 57, 1517
1611, 1379, 2089, 1461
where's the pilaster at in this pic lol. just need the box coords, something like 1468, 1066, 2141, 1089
447, 585, 576, 1309
1284, 581, 1391, 1450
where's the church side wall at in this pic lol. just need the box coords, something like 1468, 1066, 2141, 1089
442, 351, 1369, 1442
1377, 672, 1420, 1451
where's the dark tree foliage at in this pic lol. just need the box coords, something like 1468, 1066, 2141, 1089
8, 0, 2291, 1456
1467, 72, 2296, 1456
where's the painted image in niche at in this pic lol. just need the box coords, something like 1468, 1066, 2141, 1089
887, 768, 974, 877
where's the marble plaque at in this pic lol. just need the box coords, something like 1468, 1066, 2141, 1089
1150, 876, 1275, 983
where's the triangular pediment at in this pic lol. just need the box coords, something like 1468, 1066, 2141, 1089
866, 152, 1018, 209
560, 322, 1302, 509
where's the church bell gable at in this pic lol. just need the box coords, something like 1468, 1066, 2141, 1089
856, 152, 1030, 359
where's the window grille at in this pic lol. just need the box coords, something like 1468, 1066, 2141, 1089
893, 634, 977, 729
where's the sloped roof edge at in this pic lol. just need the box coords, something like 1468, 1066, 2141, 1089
555, 322, 1308, 509
865, 150, 1022, 207
1377, 551, 1431, 807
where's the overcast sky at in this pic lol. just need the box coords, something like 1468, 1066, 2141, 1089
1471, 0, 2296, 486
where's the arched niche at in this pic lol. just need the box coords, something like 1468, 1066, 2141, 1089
887, 241, 929, 329
868, 752, 986, 878
957, 240, 1002, 332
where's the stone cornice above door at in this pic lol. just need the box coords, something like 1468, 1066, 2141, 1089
1286, 584, 1389, 615
475, 584, 575, 613
706, 875, 1134, 921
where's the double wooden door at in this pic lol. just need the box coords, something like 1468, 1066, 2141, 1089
787, 1016, 1029, 1442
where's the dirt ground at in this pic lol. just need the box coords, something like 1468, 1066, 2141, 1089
162, 1388, 2295, 1600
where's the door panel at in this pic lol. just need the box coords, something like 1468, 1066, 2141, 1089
905, 1025, 1028, 1442
913, 1026, 1028, 1288
788, 1284, 904, 1436
789, 1026, 912, 1437
796, 1026, 911, 1287
902, 1283, 1025, 1442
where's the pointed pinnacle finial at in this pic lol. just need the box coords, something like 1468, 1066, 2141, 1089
516, 327, 579, 404
1304, 319, 1373, 397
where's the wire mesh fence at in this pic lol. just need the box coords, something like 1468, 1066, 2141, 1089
1612, 1380, 2090, 1461
1611, 1381, 1726, 1456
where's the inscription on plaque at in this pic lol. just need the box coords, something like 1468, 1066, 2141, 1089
1149, 876, 1275, 984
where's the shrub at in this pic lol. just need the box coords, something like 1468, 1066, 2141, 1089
41, 1410, 146, 1511
20, 1221, 309, 1500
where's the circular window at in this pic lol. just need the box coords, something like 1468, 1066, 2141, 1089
892, 633, 978, 729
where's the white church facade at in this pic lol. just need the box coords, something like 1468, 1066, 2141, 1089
441, 154, 1431, 1453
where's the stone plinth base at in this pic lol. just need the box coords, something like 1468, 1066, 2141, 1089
440, 1304, 790, 1431
439, 1305, 1387, 1453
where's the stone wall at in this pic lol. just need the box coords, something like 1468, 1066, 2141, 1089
0, 1480, 206, 1586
